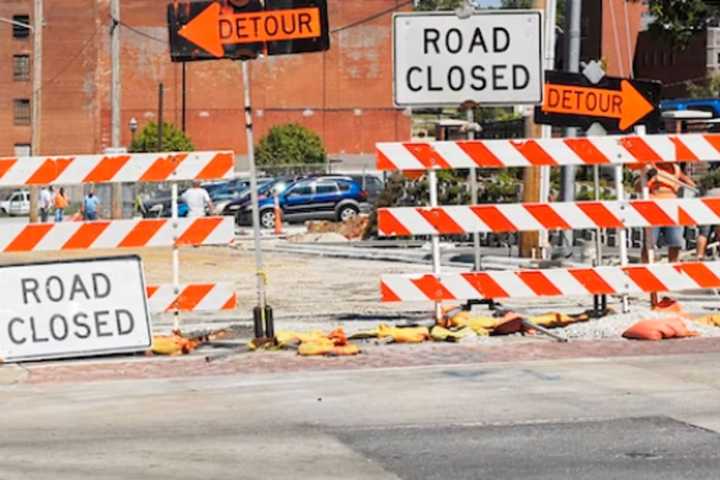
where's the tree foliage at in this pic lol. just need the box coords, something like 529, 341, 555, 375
686, 74, 720, 98
255, 123, 326, 167
129, 122, 194, 153
647, 0, 720, 45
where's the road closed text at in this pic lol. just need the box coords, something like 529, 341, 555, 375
393, 12, 542, 106
0, 257, 151, 362
7, 273, 136, 345
404, 27, 531, 94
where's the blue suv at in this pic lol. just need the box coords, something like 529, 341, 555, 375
237, 177, 368, 229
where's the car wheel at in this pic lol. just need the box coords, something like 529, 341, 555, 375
337, 205, 359, 222
260, 209, 276, 229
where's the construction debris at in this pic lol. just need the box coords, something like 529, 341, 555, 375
306, 216, 370, 240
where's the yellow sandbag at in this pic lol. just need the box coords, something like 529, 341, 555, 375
275, 330, 328, 348
430, 325, 477, 342
694, 315, 720, 327
449, 311, 498, 333
330, 344, 361, 356
377, 324, 430, 343
298, 338, 335, 356
529, 312, 575, 328
151, 335, 199, 355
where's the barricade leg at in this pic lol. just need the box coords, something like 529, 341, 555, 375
429, 170, 442, 323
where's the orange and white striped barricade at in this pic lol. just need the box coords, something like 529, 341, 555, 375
377, 198, 720, 236
146, 283, 237, 313
0, 150, 240, 329
0, 151, 234, 185
380, 262, 720, 302
376, 134, 720, 171
0, 217, 234, 252
376, 134, 720, 315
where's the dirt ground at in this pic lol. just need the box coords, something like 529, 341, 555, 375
0, 244, 435, 321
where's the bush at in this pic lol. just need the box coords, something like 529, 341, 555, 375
255, 123, 326, 167
130, 122, 194, 152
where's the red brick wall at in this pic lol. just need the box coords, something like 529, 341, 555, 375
0, 0, 34, 155
107, 0, 411, 155
0, 0, 410, 157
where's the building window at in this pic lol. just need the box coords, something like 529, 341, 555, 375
13, 99, 31, 126
13, 55, 30, 81
14, 144, 31, 157
12, 15, 30, 39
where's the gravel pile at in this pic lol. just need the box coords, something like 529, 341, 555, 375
563, 308, 720, 340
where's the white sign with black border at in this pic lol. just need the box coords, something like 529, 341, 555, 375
0, 255, 152, 362
393, 10, 543, 107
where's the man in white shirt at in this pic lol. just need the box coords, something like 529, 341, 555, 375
38, 186, 53, 223
181, 181, 213, 218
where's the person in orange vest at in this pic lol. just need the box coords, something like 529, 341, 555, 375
53, 186, 68, 222
639, 162, 696, 263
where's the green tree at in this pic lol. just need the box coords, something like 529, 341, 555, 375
686, 74, 720, 98
646, 0, 720, 45
255, 123, 326, 167
414, 0, 463, 11
129, 122, 194, 153
501, 0, 532, 8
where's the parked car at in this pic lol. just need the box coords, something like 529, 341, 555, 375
212, 178, 275, 216
337, 174, 384, 204
219, 178, 292, 223
0, 190, 30, 216
142, 178, 255, 218
235, 177, 368, 228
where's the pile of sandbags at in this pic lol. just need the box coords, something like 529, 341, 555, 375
272, 328, 361, 356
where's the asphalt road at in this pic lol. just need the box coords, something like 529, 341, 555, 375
2, 353, 720, 479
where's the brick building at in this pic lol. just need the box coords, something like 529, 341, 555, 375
0, 0, 411, 162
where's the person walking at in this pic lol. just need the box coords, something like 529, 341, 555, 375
38, 185, 53, 223
181, 181, 213, 218
639, 163, 696, 263
54, 187, 68, 222
83, 190, 100, 221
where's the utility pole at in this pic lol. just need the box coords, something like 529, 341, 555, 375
110, 0, 123, 219
557, 0, 582, 253
519, 0, 551, 257
29, 0, 43, 223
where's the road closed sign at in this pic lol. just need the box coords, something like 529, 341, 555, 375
393, 11, 543, 107
0, 256, 152, 362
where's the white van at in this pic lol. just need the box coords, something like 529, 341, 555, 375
0, 190, 30, 216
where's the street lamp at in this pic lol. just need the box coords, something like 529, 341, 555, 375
129, 117, 138, 145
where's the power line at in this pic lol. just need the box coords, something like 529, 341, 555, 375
117, 20, 166, 43
33, 29, 98, 96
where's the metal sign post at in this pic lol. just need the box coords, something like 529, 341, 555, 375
241, 60, 271, 340
167, 0, 331, 342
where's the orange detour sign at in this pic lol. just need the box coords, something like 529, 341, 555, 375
168, 0, 329, 62
534, 70, 661, 132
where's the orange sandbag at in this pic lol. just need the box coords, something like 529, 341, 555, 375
327, 327, 349, 346
652, 297, 686, 316
623, 317, 699, 341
